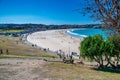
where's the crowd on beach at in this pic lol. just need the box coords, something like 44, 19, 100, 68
26, 30, 81, 61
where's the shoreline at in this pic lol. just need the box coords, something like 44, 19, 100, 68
66, 28, 88, 40
27, 29, 81, 55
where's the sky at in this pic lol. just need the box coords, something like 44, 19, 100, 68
0, 0, 99, 24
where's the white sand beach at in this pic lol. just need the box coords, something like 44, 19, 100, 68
27, 30, 81, 55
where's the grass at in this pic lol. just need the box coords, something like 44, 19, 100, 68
0, 29, 24, 33
34, 62, 120, 80
0, 36, 58, 58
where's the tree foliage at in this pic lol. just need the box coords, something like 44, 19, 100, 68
80, 0, 120, 33
80, 35, 120, 68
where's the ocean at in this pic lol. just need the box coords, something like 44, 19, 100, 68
67, 28, 107, 40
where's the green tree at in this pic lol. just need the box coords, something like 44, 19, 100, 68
80, 35, 105, 67
80, 35, 120, 68
109, 35, 120, 66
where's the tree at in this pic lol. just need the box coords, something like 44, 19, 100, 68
80, 35, 105, 67
80, 35, 120, 68
79, 0, 120, 68
109, 35, 120, 66
79, 0, 120, 33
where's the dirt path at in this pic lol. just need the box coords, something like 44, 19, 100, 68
0, 58, 120, 80
0, 59, 48, 80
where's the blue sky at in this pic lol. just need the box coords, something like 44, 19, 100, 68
0, 0, 99, 24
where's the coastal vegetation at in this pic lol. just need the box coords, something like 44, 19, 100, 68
80, 35, 120, 69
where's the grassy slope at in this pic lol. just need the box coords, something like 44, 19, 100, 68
38, 62, 120, 80
0, 36, 57, 58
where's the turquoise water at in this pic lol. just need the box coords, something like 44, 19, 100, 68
67, 28, 107, 40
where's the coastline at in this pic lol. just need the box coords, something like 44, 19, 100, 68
27, 29, 81, 55
66, 28, 87, 40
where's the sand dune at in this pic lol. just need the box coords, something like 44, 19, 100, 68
27, 30, 81, 55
